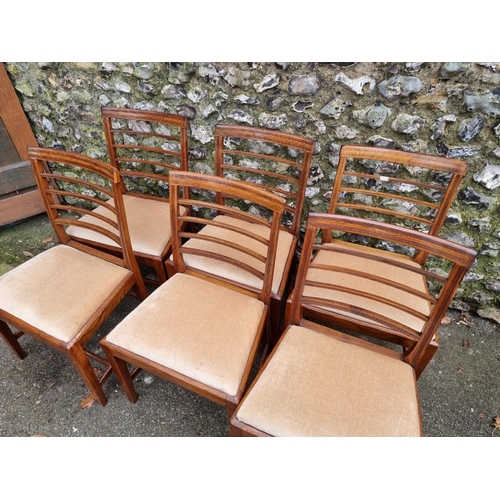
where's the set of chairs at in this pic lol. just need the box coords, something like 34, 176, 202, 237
0, 106, 476, 436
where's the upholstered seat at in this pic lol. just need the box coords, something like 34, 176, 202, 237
234, 325, 421, 437
0, 245, 131, 343
177, 215, 294, 296
307, 240, 431, 333
105, 273, 266, 396
68, 194, 184, 257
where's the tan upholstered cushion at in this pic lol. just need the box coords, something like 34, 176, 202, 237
67, 194, 176, 257
177, 215, 294, 296
306, 240, 431, 332
0, 245, 131, 343
235, 325, 421, 436
105, 273, 266, 397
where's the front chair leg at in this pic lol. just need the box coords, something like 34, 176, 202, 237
0, 320, 27, 360
67, 342, 108, 406
100, 340, 138, 403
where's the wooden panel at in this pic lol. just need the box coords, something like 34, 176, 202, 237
0, 63, 44, 224
0, 189, 46, 226
0, 161, 37, 195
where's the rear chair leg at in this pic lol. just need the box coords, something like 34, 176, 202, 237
0, 320, 27, 359
154, 259, 168, 284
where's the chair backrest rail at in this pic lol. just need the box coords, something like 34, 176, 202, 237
114, 144, 182, 159
340, 170, 448, 192
179, 232, 268, 264
109, 128, 182, 143
336, 204, 435, 226
340, 144, 468, 175
219, 150, 305, 170
301, 300, 423, 341
178, 199, 273, 228
304, 272, 437, 305
340, 187, 441, 210
179, 216, 270, 245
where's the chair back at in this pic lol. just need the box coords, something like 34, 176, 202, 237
214, 124, 315, 238
101, 106, 188, 199
168, 171, 286, 306
27, 146, 146, 297
288, 213, 476, 372
326, 145, 468, 264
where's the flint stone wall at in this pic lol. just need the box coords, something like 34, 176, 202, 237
5, 62, 500, 320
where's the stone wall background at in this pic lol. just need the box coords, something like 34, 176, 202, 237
4, 61, 500, 320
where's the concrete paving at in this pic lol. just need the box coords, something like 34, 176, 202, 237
1, 214, 499, 437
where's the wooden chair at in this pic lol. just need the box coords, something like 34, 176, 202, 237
230, 213, 476, 436
0, 147, 147, 406
68, 106, 189, 284
312, 145, 468, 365
166, 124, 315, 343
100, 171, 286, 419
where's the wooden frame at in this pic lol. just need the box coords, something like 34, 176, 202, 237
0, 63, 44, 226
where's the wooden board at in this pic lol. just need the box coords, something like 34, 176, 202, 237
0, 63, 45, 226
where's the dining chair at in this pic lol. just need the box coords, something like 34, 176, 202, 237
312, 144, 468, 367
0, 147, 147, 406
100, 171, 286, 419
67, 106, 189, 284
230, 213, 476, 436
166, 124, 315, 344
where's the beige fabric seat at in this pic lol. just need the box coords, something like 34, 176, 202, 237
308, 240, 431, 333
105, 273, 266, 396
68, 194, 176, 256
178, 215, 294, 296
234, 325, 421, 437
0, 245, 131, 344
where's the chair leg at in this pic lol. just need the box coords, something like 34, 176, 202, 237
154, 259, 168, 284
415, 337, 440, 379
100, 341, 139, 403
225, 399, 238, 421
229, 423, 243, 437
165, 258, 176, 279
269, 297, 284, 348
67, 343, 108, 406
0, 320, 27, 360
